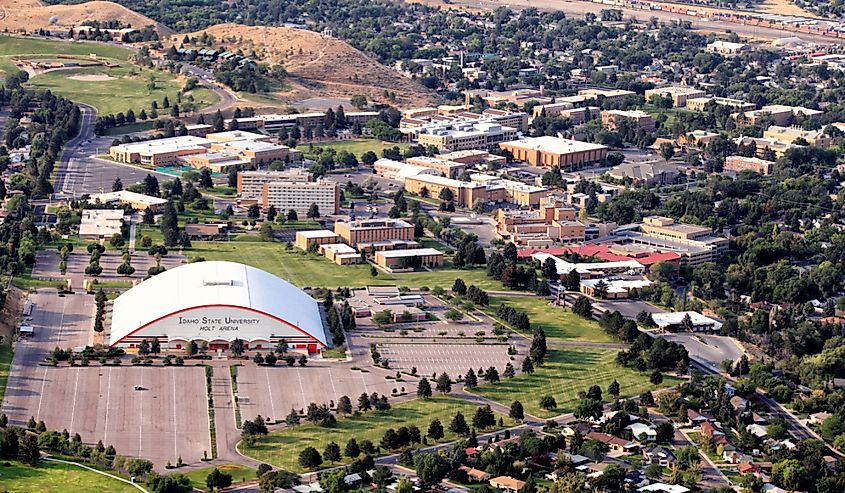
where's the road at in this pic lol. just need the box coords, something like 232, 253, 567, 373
182, 64, 240, 115
54, 102, 96, 195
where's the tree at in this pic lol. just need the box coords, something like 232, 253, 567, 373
427, 418, 444, 440
540, 395, 557, 410
574, 398, 602, 420
287, 209, 298, 221
298, 447, 322, 470
319, 468, 348, 493
307, 203, 320, 219
231, 338, 245, 356
582, 439, 610, 462
18, 433, 39, 465
323, 442, 341, 463
206, 468, 233, 492
509, 400, 524, 420
112, 177, 123, 192
530, 327, 547, 365
465, 368, 478, 388
521, 356, 534, 374
542, 257, 558, 279
650, 369, 663, 384
659, 142, 675, 161
452, 278, 467, 295
337, 395, 352, 414
417, 377, 432, 399
572, 296, 592, 318
435, 373, 451, 393
608, 379, 620, 398
345, 438, 360, 458
148, 472, 194, 493
449, 412, 470, 436
414, 453, 450, 486
258, 470, 300, 493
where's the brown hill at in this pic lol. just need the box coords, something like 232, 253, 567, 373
0, 0, 170, 34
170, 24, 437, 107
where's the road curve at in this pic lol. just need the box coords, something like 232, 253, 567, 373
55, 102, 96, 195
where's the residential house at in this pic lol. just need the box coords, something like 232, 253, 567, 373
489, 476, 525, 493
585, 431, 639, 453
642, 447, 677, 469
459, 466, 491, 482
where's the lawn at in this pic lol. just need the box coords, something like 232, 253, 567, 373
297, 139, 409, 160
240, 395, 515, 472
0, 36, 132, 62
187, 241, 500, 290
487, 296, 613, 343
0, 345, 12, 405
473, 347, 679, 419
0, 460, 137, 493
28, 64, 212, 116
183, 464, 255, 490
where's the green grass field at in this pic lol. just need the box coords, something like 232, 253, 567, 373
0, 345, 12, 405
241, 395, 514, 472
187, 241, 499, 290
0, 460, 137, 493
297, 139, 409, 160
473, 348, 678, 418
183, 464, 255, 490
487, 296, 613, 343
28, 64, 213, 116
0, 36, 133, 61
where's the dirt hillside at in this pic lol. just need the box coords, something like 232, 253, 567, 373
0, 0, 171, 34
171, 23, 437, 107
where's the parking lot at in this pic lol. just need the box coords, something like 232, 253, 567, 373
375, 343, 515, 378
33, 250, 187, 287
2, 289, 211, 467
662, 332, 745, 370
236, 364, 398, 423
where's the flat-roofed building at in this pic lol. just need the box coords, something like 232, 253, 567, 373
79, 209, 125, 240
224, 116, 263, 130
335, 219, 415, 248
404, 174, 489, 207
735, 104, 823, 126
373, 159, 439, 180
109, 136, 212, 166
185, 124, 213, 137
580, 278, 652, 299
644, 86, 707, 107
320, 243, 362, 265
89, 190, 168, 212
469, 173, 549, 207
686, 96, 755, 112
184, 152, 246, 173
205, 130, 274, 143
762, 125, 835, 147
707, 40, 750, 55
405, 156, 467, 178
262, 180, 340, 215
237, 169, 312, 200
577, 88, 636, 104
641, 216, 714, 242
295, 230, 340, 251
724, 155, 774, 175
499, 136, 608, 169
416, 121, 518, 151
734, 136, 795, 159
209, 140, 294, 166
184, 223, 227, 240
375, 248, 444, 271
601, 110, 655, 131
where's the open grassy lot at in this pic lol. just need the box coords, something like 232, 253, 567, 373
0, 460, 136, 493
473, 348, 679, 419
187, 241, 500, 289
487, 296, 613, 343
28, 64, 211, 116
0, 345, 12, 405
297, 139, 409, 160
0, 36, 133, 61
241, 395, 515, 472
183, 464, 255, 490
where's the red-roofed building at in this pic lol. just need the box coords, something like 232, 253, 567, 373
517, 244, 681, 272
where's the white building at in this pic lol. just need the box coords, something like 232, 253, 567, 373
651, 311, 723, 332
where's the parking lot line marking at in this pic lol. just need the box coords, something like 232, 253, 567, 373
69, 367, 80, 431
103, 368, 112, 445
296, 370, 306, 411
265, 368, 278, 421
171, 369, 178, 462
328, 368, 338, 400
138, 370, 144, 458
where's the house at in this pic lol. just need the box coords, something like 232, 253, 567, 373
642, 447, 677, 468
737, 462, 759, 475
687, 408, 709, 425
638, 483, 690, 493
627, 422, 657, 441
343, 474, 363, 486
586, 431, 639, 453
751, 412, 768, 425
459, 466, 491, 482
489, 476, 525, 493
558, 453, 590, 467
809, 412, 832, 425
730, 395, 749, 413
722, 445, 749, 464
747, 424, 768, 438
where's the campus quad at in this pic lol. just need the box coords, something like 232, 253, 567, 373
109, 261, 328, 353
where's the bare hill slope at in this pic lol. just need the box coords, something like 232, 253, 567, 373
172, 23, 436, 107
0, 0, 170, 34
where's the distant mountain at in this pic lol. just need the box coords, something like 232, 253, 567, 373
0, 0, 171, 34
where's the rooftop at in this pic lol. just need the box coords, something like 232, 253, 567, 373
375, 248, 443, 258
501, 135, 608, 155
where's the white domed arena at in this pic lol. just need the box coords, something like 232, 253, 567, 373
109, 261, 328, 353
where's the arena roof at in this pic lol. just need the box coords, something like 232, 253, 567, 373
110, 261, 326, 347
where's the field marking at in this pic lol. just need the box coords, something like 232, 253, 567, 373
69, 367, 80, 431
264, 367, 278, 420
103, 367, 112, 445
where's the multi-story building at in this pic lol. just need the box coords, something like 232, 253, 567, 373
576, 88, 637, 104
533, 104, 600, 125
404, 156, 467, 178
334, 219, 415, 248
184, 152, 247, 173
469, 173, 549, 207
762, 125, 835, 147
735, 104, 823, 126
724, 155, 775, 175
237, 169, 312, 200
205, 130, 274, 143
373, 159, 438, 181
374, 248, 444, 271
607, 216, 728, 266
404, 174, 489, 207
499, 136, 608, 169
706, 40, 750, 55
686, 97, 755, 112
644, 86, 707, 107
262, 180, 340, 215
733, 136, 796, 159
224, 117, 264, 131
109, 136, 212, 166
294, 230, 340, 251
89, 191, 168, 212
601, 110, 655, 131
209, 140, 296, 166
416, 122, 518, 152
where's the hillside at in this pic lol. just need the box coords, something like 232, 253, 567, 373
170, 24, 436, 107
0, 0, 170, 34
